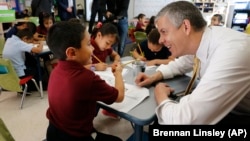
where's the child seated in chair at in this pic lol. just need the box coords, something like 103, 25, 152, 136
3, 28, 44, 91
135, 13, 147, 32
209, 14, 223, 26
46, 21, 124, 141
84, 22, 120, 71
33, 12, 54, 41
132, 29, 175, 66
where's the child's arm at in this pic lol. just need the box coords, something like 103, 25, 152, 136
132, 48, 146, 61
112, 63, 125, 102
31, 41, 43, 53
33, 32, 46, 41
146, 56, 175, 66
110, 50, 121, 64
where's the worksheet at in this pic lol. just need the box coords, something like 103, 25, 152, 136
97, 72, 150, 113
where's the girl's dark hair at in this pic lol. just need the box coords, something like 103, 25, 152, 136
147, 28, 160, 45
137, 13, 146, 20
91, 23, 119, 43
38, 12, 54, 29
47, 21, 86, 60
16, 28, 34, 39
145, 16, 156, 35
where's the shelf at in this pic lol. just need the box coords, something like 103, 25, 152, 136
195, 2, 214, 13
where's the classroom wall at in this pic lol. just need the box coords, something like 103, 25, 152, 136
133, 0, 175, 19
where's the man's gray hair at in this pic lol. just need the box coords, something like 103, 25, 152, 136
156, 1, 207, 31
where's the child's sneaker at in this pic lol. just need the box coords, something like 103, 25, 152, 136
102, 109, 120, 119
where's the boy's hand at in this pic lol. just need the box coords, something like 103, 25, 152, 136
112, 63, 123, 75
95, 63, 108, 71
138, 56, 146, 61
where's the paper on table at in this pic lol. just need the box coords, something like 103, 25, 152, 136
96, 70, 149, 113
99, 83, 149, 113
94, 67, 128, 78
121, 60, 134, 68
30, 43, 50, 52
122, 60, 157, 70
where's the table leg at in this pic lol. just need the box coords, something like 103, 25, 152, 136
39, 80, 44, 98
35, 56, 43, 98
134, 124, 143, 141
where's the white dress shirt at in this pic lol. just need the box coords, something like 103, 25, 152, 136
68, 0, 73, 7
155, 26, 250, 124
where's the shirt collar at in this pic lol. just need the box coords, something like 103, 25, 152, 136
196, 27, 211, 63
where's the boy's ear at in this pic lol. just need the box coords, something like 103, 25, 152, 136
65, 47, 77, 59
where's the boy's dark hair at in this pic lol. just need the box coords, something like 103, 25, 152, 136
16, 28, 34, 39
91, 23, 119, 43
147, 28, 160, 45
47, 21, 86, 60
38, 12, 54, 29
16, 22, 27, 26
214, 14, 223, 22
68, 18, 84, 24
26, 22, 37, 34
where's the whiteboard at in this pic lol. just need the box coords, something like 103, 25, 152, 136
134, 0, 175, 18
133, 0, 194, 18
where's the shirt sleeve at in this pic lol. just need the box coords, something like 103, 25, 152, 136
91, 74, 118, 104
156, 55, 194, 79
155, 40, 250, 124
19, 41, 33, 53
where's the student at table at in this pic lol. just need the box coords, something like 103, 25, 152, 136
135, 1, 250, 124
4, 22, 36, 40
85, 22, 120, 71
34, 12, 54, 41
46, 21, 124, 141
100, 0, 130, 56
3, 28, 44, 91
135, 13, 147, 32
145, 16, 156, 35
209, 14, 223, 26
132, 28, 174, 66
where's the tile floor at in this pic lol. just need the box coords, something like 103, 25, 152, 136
0, 90, 150, 141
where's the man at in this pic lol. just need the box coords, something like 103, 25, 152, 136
88, 0, 103, 34
31, 0, 53, 16
135, 1, 250, 124
100, 0, 130, 56
56, 0, 76, 21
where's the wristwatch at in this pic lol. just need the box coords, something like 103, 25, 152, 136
90, 64, 96, 71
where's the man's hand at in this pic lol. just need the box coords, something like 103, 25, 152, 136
154, 83, 174, 105
135, 72, 153, 87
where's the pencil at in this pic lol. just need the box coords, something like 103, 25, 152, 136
92, 55, 102, 63
137, 43, 144, 57
122, 59, 138, 67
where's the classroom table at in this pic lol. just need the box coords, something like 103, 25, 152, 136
34, 44, 51, 97
97, 56, 194, 141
